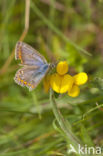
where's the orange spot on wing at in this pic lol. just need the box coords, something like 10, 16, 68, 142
27, 83, 34, 88
17, 77, 25, 84
24, 81, 27, 85
18, 48, 23, 63
19, 51, 21, 59
18, 77, 21, 81
28, 83, 31, 86
17, 76, 33, 88
20, 79, 24, 83
31, 85, 34, 88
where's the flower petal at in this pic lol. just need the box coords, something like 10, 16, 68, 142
73, 72, 88, 86
50, 73, 74, 93
50, 73, 62, 93
68, 85, 80, 97
56, 61, 69, 75
60, 74, 74, 93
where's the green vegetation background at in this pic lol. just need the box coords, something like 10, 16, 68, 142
0, 0, 103, 155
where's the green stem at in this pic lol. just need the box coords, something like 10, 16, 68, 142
50, 89, 88, 156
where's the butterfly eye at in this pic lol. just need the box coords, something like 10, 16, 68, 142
50, 63, 56, 69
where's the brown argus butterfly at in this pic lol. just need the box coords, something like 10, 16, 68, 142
14, 42, 50, 91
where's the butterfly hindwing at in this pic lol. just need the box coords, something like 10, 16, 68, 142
14, 64, 49, 91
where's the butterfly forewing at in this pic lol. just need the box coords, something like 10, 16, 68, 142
15, 41, 47, 66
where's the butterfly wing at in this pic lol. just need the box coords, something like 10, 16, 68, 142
15, 41, 47, 66
14, 64, 49, 91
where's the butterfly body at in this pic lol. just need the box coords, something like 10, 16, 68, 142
14, 42, 50, 91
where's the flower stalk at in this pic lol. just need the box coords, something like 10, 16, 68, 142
50, 89, 86, 156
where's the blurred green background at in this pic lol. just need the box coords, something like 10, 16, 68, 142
0, 0, 103, 155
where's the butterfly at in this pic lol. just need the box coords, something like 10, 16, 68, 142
14, 41, 52, 91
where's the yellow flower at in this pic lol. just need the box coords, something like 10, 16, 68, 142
50, 73, 74, 93
56, 61, 69, 75
68, 85, 80, 97
73, 72, 88, 86
43, 61, 88, 98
